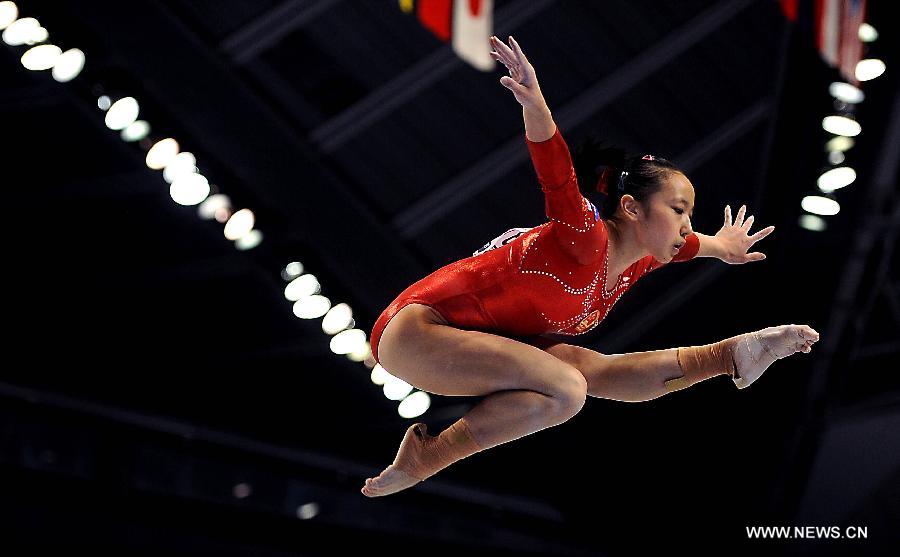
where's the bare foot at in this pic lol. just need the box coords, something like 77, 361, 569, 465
731, 324, 819, 389
361, 423, 430, 498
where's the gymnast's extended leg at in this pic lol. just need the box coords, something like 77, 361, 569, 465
533, 324, 819, 402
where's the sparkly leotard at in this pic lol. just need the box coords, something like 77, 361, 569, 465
369, 126, 699, 364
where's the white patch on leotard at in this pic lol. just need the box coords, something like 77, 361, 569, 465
473, 227, 535, 256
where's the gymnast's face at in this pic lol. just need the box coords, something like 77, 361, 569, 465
639, 172, 695, 261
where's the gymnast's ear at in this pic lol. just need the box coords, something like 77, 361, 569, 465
620, 194, 639, 219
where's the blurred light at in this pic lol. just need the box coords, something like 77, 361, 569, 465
284, 274, 320, 301
370, 364, 390, 386
197, 193, 230, 220
398, 391, 431, 419
170, 173, 210, 205
828, 82, 864, 104
346, 342, 371, 362
827, 151, 845, 165
801, 195, 840, 216
214, 207, 232, 223
281, 262, 304, 281
322, 303, 353, 335
817, 166, 855, 192
120, 120, 150, 142
20, 44, 60, 70
858, 23, 878, 43
383, 374, 413, 400
2, 16, 37, 45
162, 151, 197, 183
0, 2, 18, 30
296, 503, 319, 520
145, 138, 179, 169
51, 48, 85, 82
235, 229, 263, 250
97, 95, 111, 111
224, 208, 254, 240
232, 483, 252, 499
24, 25, 45, 44
822, 115, 861, 137
292, 294, 331, 318
825, 136, 854, 152
855, 58, 885, 81
329, 328, 366, 355
104, 97, 139, 130
799, 214, 827, 232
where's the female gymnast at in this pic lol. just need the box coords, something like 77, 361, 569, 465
361, 35, 819, 498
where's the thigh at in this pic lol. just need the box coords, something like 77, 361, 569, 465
522, 335, 613, 394
377, 304, 587, 398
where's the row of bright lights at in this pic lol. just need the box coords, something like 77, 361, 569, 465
279, 262, 432, 419
5, 2, 431, 419
799, 23, 885, 232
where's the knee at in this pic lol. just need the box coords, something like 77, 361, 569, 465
549, 368, 588, 420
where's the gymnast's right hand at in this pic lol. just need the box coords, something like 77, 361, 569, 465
489, 35, 545, 110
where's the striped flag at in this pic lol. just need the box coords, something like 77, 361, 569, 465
814, 0, 867, 85
399, 0, 495, 71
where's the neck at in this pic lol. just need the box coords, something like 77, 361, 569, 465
604, 218, 647, 277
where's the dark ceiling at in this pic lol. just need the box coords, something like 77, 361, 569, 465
3, 1, 898, 555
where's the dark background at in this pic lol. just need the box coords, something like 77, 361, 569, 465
2, 1, 898, 555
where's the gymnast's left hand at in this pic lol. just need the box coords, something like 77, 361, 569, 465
713, 204, 775, 264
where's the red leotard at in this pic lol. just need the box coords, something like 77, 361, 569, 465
370, 126, 699, 364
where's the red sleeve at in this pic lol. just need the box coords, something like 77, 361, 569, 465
641, 232, 700, 274
525, 127, 601, 258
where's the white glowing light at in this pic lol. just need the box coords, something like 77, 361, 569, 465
97, 95, 111, 111
292, 294, 331, 319
25, 25, 46, 44
281, 262, 304, 281
370, 364, 390, 386
145, 138, 179, 169
104, 97, 139, 131
799, 214, 826, 232
801, 196, 840, 216
224, 208, 255, 240
329, 328, 366, 355
197, 194, 230, 220
827, 151, 845, 165
322, 303, 353, 335
828, 82, 864, 104
120, 120, 150, 142
825, 136, 854, 152
346, 342, 371, 362
822, 115, 861, 137
0, 2, 18, 30
398, 391, 431, 419
235, 229, 263, 250
383, 374, 413, 400
162, 151, 197, 184
20, 44, 60, 70
858, 23, 878, 43
855, 58, 885, 82
817, 167, 855, 193
284, 274, 320, 301
169, 172, 210, 206
51, 48, 85, 82
2, 16, 37, 46
296, 503, 319, 520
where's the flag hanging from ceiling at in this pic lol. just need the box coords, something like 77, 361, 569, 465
814, 0, 867, 85
779, 0, 867, 85
398, 0, 495, 71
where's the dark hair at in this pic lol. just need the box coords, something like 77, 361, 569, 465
572, 132, 684, 221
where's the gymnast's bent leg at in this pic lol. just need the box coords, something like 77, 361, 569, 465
361, 304, 588, 498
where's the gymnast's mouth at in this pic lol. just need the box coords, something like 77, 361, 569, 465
673, 241, 684, 250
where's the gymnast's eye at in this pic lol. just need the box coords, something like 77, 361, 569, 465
673, 208, 684, 214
